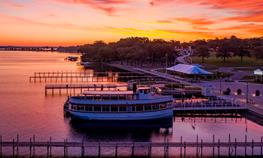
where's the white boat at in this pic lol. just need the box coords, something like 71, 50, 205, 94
78, 61, 91, 68
64, 90, 174, 121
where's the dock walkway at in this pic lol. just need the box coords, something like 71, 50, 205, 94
0, 135, 262, 157
29, 71, 158, 83
45, 83, 127, 95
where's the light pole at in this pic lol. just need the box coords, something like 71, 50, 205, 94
220, 77, 222, 95
165, 53, 168, 74
246, 81, 249, 103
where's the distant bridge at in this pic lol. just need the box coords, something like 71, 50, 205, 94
0, 46, 58, 51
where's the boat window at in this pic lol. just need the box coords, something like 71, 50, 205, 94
111, 106, 118, 112
144, 105, 152, 111
94, 106, 101, 112
85, 106, 93, 112
119, 106, 127, 112
77, 105, 84, 111
136, 106, 143, 112
102, 106, 110, 112
160, 104, 167, 109
132, 106, 136, 112
71, 105, 76, 110
152, 105, 159, 110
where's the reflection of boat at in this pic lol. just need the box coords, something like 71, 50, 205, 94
66, 56, 78, 61
70, 118, 173, 129
64, 89, 174, 122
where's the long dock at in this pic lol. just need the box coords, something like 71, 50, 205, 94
174, 100, 248, 113
0, 135, 262, 157
45, 84, 127, 95
29, 71, 159, 83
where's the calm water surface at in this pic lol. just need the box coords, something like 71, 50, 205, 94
0, 51, 263, 144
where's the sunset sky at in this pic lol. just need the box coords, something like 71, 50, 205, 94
0, 0, 263, 46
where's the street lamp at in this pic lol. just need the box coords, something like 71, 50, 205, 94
246, 81, 249, 103
220, 77, 222, 95
165, 53, 168, 74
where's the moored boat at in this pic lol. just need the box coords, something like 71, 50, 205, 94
64, 90, 174, 121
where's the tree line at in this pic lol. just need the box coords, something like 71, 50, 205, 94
78, 36, 263, 65
192, 36, 263, 63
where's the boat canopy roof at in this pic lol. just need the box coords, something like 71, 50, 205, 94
69, 93, 173, 105
83, 90, 134, 96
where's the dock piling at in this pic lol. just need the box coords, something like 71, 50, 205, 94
0, 135, 2, 157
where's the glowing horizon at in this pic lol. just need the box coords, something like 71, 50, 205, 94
0, 0, 263, 46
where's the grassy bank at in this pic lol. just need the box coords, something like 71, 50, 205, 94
192, 56, 263, 68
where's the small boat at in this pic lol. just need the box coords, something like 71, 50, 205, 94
64, 89, 174, 121
78, 61, 91, 68
66, 56, 78, 61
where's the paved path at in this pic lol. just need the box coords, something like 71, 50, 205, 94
176, 53, 191, 64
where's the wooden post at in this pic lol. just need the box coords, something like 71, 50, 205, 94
29, 138, 32, 158
33, 135, 35, 157
98, 142, 101, 158
131, 143, 135, 157
212, 135, 215, 158
180, 136, 182, 158
200, 139, 203, 158
252, 139, 254, 157
218, 139, 220, 157
47, 139, 49, 157
12, 139, 15, 157
228, 134, 231, 157
196, 135, 198, 157
64, 139, 67, 158
45, 87, 47, 96
81, 140, 84, 157
49, 137, 52, 157
183, 142, 186, 158
148, 142, 152, 158
234, 138, 237, 157
245, 135, 247, 156
16, 135, 19, 157
0, 135, 2, 157
261, 136, 263, 156
115, 143, 118, 157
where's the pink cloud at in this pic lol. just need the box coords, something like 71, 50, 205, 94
55, 0, 130, 15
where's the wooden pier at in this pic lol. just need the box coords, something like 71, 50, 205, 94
45, 84, 128, 95
1, 135, 262, 157
29, 71, 158, 83
174, 100, 248, 113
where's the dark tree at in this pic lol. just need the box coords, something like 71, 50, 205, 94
194, 45, 210, 63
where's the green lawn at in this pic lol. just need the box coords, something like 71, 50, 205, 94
192, 56, 263, 68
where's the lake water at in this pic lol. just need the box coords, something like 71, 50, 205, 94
0, 51, 263, 156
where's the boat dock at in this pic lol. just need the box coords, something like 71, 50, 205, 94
174, 99, 248, 113
29, 71, 159, 83
0, 135, 262, 157
45, 84, 127, 95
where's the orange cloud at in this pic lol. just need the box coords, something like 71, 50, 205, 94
55, 0, 130, 15
219, 24, 263, 35
175, 17, 214, 25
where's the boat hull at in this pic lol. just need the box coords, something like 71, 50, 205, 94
67, 108, 173, 121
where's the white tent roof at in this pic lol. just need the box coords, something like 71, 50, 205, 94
167, 64, 213, 75
254, 69, 263, 75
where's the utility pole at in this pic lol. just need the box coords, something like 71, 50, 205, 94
165, 53, 168, 74
246, 81, 249, 103
220, 77, 222, 95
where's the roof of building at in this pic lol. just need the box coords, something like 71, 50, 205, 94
254, 69, 263, 75
166, 64, 212, 75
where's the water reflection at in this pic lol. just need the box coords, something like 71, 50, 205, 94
68, 118, 172, 141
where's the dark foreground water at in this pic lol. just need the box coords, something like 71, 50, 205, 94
0, 51, 263, 156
